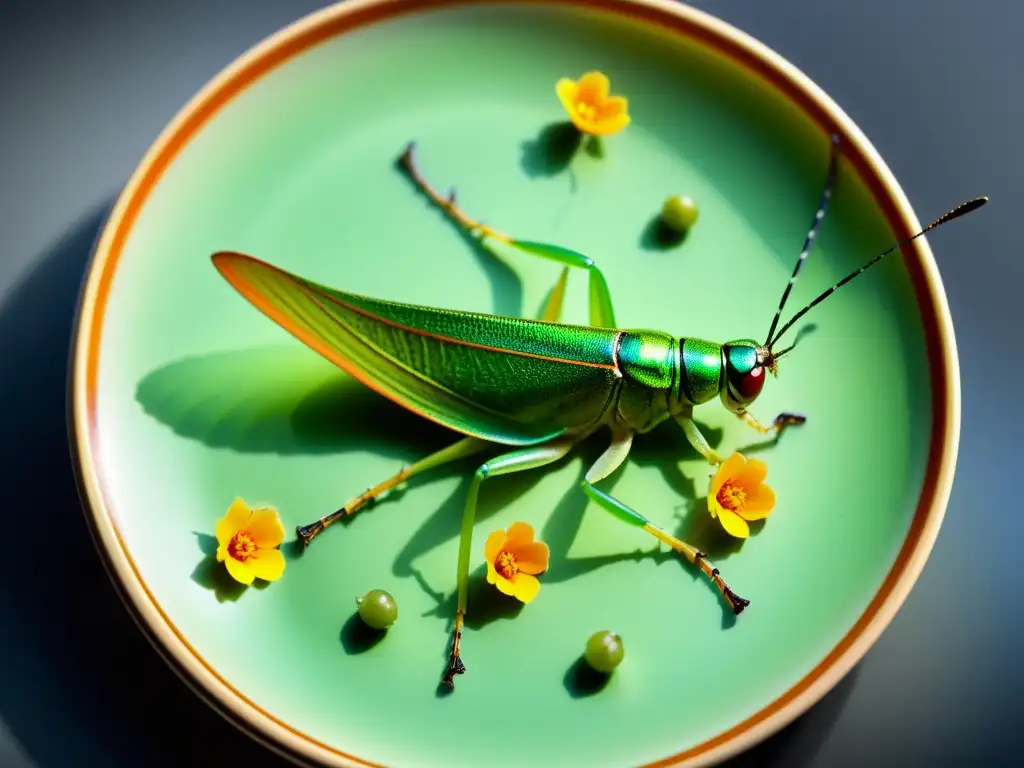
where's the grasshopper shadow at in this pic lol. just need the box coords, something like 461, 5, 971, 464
419, 564, 525, 631
136, 347, 458, 460
395, 418, 748, 627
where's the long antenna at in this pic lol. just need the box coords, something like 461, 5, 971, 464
769, 196, 988, 347
764, 133, 842, 346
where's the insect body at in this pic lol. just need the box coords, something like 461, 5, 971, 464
212, 138, 985, 687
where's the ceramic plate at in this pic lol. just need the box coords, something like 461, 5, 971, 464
70, 1, 959, 765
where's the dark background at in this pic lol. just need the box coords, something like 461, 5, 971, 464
0, 0, 1018, 765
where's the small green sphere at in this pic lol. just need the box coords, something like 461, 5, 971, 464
356, 589, 398, 630
661, 195, 699, 232
584, 630, 624, 673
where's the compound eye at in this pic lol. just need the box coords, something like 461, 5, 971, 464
734, 365, 765, 401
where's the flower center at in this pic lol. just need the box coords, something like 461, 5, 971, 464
495, 551, 519, 579
717, 482, 747, 512
575, 100, 597, 121
228, 531, 258, 562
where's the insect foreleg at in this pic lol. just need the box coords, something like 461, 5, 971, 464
295, 436, 491, 547
398, 142, 616, 327
580, 427, 749, 616
444, 436, 577, 688
736, 410, 806, 436
674, 409, 724, 466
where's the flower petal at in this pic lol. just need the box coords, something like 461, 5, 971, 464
576, 71, 610, 103
556, 77, 579, 113
484, 529, 506, 562
707, 496, 720, 519
597, 96, 628, 120
505, 521, 535, 549
735, 457, 768, 489
490, 569, 518, 598
224, 556, 255, 585
509, 573, 541, 603
246, 507, 285, 548
589, 112, 631, 136
710, 453, 746, 497
510, 541, 550, 574
740, 484, 776, 520
567, 114, 598, 135
247, 548, 286, 581
216, 543, 228, 562
715, 505, 751, 539
216, 498, 251, 547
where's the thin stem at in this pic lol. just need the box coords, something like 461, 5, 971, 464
398, 142, 511, 242
295, 466, 411, 546
738, 410, 806, 436
643, 524, 750, 614
441, 612, 466, 687
295, 437, 490, 548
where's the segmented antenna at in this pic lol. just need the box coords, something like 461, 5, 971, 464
769, 196, 988, 347
764, 133, 842, 347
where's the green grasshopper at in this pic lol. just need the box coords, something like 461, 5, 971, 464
211, 136, 985, 687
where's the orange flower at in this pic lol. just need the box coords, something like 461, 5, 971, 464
555, 71, 631, 136
215, 498, 286, 585
484, 522, 550, 603
708, 453, 776, 539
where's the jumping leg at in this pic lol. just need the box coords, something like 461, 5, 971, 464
398, 142, 617, 327
443, 437, 577, 687
580, 427, 749, 615
296, 437, 491, 546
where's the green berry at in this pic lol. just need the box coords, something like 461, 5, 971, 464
661, 195, 699, 232
584, 630, 624, 673
355, 589, 398, 630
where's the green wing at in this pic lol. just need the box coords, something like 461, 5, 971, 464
212, 252, 622, 446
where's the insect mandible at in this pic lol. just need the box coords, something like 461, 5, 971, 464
211, 135, 986, 687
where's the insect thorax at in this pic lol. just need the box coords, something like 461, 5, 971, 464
677, 337, 724, 406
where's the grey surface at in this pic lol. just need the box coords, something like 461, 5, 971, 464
0, 0, 1018, 766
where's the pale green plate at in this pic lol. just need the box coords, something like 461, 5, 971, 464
70, 1, 960, 766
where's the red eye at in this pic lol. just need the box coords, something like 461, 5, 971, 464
735, 365, 765, 401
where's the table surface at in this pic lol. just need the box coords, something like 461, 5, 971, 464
0, 0, 1018, 765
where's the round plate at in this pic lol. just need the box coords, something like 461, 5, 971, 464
70, 1, 958, 765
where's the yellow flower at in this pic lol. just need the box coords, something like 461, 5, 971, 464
555, 71, 631, 136
708, 453, 776, 539
484, 522, 550, 603
215, 498, 286, 585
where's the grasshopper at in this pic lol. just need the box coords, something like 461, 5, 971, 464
212, 136, 985, 687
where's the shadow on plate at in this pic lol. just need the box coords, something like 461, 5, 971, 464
0, 204, 273, 766
720, 664, 863, 767
520, 120, 584, 178
139, 338, 780, 629
639, 214, 689, 252
3, 203, 861, 767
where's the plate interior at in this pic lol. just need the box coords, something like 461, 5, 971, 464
91, 3, 932, 765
